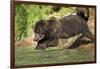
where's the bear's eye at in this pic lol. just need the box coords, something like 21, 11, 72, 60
36, 30, 39, 33
36, 29, 42, 33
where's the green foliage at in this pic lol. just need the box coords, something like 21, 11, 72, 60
15, 4, 28, 41
59, 7, 75, 15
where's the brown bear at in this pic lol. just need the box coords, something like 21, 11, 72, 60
34, 8, 94, 49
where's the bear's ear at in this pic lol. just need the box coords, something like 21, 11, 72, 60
49, 17, 59, 24
40, 20, 48, 26
50, 17, 57, 21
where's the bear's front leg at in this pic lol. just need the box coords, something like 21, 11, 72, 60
35, 38, 59, 49
46, 38, 59, 47
35, 43, 47, 50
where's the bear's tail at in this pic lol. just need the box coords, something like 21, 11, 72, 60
76, 8, 89, 22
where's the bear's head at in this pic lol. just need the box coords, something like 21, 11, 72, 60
34, 19, 48, 42
34, 17, 59, 42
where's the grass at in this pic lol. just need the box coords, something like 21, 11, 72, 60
15, 46, 95, 66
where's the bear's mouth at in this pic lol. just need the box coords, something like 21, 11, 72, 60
34, 33, 44, 42
38, 34, 44, 41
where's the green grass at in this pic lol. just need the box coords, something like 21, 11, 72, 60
15, 46, 95, 66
